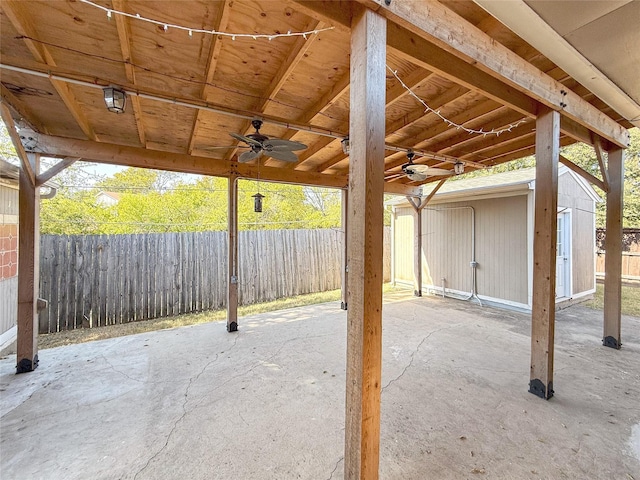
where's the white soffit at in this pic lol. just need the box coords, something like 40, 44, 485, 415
473, 0, 640, 129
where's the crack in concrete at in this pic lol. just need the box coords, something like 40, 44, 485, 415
327, 456, 343, 480
382, 324, 461, 392
133, 352, 220, 479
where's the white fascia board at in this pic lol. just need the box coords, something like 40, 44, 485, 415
474, 0, 640, 128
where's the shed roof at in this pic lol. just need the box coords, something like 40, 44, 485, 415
389, 165, 600, 206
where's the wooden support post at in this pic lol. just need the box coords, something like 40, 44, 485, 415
529, 106, 560, 399
603, 148, 624, 349
16, 153, 39, 373
341, 188, 349, 310
227, 175, 238, 332
407, 197, 422, 297
344, 7, 386, 480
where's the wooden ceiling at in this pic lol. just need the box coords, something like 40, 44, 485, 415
0, 0, 633, 195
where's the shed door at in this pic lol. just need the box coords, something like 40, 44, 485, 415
556, 213, 571, 298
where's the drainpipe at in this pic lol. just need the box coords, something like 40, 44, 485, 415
425, 206, 482, 306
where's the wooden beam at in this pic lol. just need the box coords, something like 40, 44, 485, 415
36, 157, 78, 186
3, 0, 97, 140
344, 7, 386, 479
341, 189, 349, 310
30, 133, 346, 187
558, 155, 606, 192
112, 0, 146, 146
364, 0, 629, 148
603, 148, 624, 349
529, 105, 560, 400
227, 175, 239, 332
0, 103, 35, 186
419, 178, 447, 209
593, 136, 610, 191
16, 153, 40, 373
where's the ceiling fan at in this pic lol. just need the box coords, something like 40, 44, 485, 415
401, 150, 453, 181
224, 119, 307, 163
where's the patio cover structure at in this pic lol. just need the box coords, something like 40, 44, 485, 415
1, 1, 637, 478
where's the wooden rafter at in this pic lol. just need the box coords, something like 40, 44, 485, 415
226, 19, 324, 161
296, 68, 437, 172
2, 0, 97, 141
359, 0, 629, 147
187, 0, 232, 155
112, 0, 146, 146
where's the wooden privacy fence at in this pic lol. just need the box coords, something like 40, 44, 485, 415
39, 228, 391, 333
596, 252, 640, 280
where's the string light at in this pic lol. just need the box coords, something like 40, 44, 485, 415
80, 0, 334, 40
387, 66, 528, 137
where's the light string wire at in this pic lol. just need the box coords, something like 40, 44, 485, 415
80, 0, 334, 40
386, 66, 528, 137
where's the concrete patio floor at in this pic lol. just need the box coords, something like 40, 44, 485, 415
1, 293, 639, 480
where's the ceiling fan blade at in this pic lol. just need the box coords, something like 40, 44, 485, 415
263, 139, 307, 151
406, 171, 428, 182
238, 150, 262, 163
263, 149, 299, 162
409, 165, 452, 176
230, 132, 262, 147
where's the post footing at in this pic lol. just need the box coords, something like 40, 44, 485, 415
529, 378, 553, 400
16, 355, 38, 374
602, 336, 621, 349
227, 322, 238, 332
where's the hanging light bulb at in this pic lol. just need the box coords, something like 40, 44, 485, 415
252, 192, 265, 212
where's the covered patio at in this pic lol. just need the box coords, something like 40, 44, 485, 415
1, 1, 638, 477
1, 294, 639, 479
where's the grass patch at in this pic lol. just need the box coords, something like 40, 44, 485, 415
38, 288, 344, 350
583, 283, 640, 317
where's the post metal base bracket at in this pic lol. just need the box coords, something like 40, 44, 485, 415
414, 290, 422, 297
529, 378, 553, 400
16, 355, 39, 374
602, 336, 621, 349
341, 301, 347, 310
227, 322, 238, 332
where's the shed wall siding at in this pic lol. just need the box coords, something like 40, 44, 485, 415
558, 173, 597, 295
393, 208, 414, 283
422, 196, 529, 304
393, 195, 529, 305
